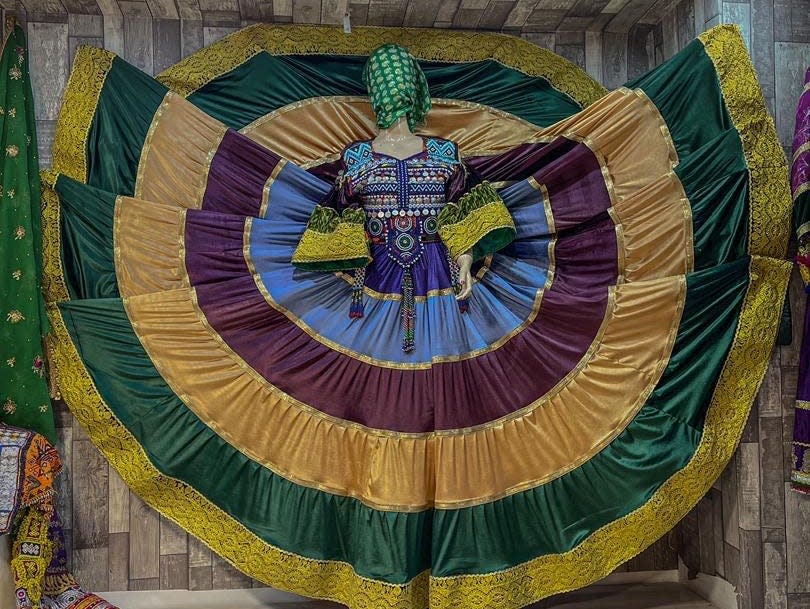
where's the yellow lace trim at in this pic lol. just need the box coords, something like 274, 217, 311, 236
698, 25, 791, 260
156, 24, 606, 108
46, 303, 426, 609
40, 175, 69, 304
428, 255, 790, 607
40, 22, 792, 609
52, 46, 114, 182
438, 200, 515, 260
11, 508, 53, 608
291, 223, 370, 266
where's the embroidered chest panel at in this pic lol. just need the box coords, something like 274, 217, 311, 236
343, 138, 459, 268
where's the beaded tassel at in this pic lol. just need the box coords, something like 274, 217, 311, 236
350, 267, 365, 319
447, 252, 469, 314
401, 268, 415, 352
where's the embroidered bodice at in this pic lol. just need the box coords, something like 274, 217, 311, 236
292, 136, 516, 352
341, 137, 461, 270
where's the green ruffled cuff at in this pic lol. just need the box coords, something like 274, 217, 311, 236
291, 206, 371, 271
438, 181, 516, 261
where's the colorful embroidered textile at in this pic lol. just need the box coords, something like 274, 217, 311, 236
791, 67, 810, 494
0, 427, 33, 534
0, 25, 55, 442
44, 24, 790, 609
292, 137, 514, 350
40, 511, 116, 609
362, 44, 431, 131
0, 424, 115, 609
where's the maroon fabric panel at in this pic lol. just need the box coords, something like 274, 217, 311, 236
184, 208, 615, 432
202, 129, 283, 217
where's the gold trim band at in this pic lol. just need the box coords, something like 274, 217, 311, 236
429, 255, 791, 608
698, 25, 790, 259
156, 24, 606, 107
260, 159, 287, 218
52, 47, 114, 182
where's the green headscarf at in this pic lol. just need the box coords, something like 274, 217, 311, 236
362, 44, 432, 131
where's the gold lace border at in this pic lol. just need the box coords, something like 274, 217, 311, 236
698, 25, 790, 260
52, 46, 114, 184
45, 252, 790, 608
45, 304, 427, 607
43, 22, 794, 609
438, 200, 515, 260
155, 24, 606, 107
290, 222, 370, 266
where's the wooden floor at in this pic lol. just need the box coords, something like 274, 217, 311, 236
102, 582, 722, 609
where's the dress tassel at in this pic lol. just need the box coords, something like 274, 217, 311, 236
401, 268, 415, 353
350, 267, 365, 318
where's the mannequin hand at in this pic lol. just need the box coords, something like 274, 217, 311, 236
456, 250, 473, 300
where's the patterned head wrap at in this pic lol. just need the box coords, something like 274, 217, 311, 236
362, 44, 432, 131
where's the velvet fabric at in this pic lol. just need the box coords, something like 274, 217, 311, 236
45, 24, 790, 609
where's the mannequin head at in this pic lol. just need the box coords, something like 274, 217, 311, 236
362, 44, 431, 132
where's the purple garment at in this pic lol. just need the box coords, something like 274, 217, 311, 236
325, 137, 466, 299
792, 68, 810, 200
792, 67, 810, 494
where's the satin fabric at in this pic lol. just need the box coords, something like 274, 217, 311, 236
45, 24, 791, 609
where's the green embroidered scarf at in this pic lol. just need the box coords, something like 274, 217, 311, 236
362, 44, 431, 131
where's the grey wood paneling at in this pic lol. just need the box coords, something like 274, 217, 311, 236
711, 487, 725, 576
626, 22, 653, 77
775, 42, 810, 146
160, 554, 190, 590
212, 555, 252, 589
72, 439, 108, 548
176, 0, 202, 19
202, 24, 236, 44
722, 1, 750, 49
764, 541, 788, 609
602, 30, 627, 87
479, 0, 514, 28
27, 21, 68, 119
145, 0, 177, 18
503, 0, 537, 27
292, 0, 321, 22
95, 0, 124, 54
751, 0, 775, 98
761, 415, 787, 531
585, 29, 602, 80
739, 442, 762, 531
119, 0, 153, 72
73, 547, 109, 592
722, 449, 741, 549
740, 529, 765, 609
786, 481, 810, 593
789, 595, 810, 609
152, 17, 180, 72
674, 0, 693, 46
129, 493, 160, 581
108, 532, 130, 590
180, 18, 204, 55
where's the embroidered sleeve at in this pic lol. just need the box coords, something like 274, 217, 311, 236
292, 164, 371, 272
438, 163, 515, 261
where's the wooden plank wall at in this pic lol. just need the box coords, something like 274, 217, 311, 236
1, 0, 807, 601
